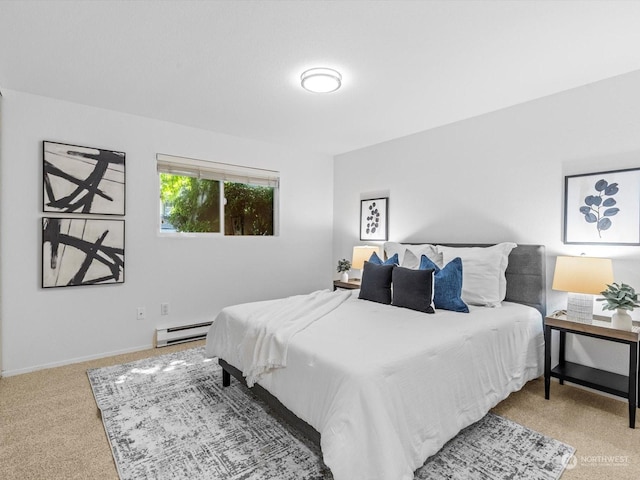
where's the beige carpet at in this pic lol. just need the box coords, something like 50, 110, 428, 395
1, 340, 638, 480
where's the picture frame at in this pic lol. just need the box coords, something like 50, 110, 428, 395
564, 167, 640, 245
42, 217, 125, 288
360, 197, 388, 241
43, 141, 126, 215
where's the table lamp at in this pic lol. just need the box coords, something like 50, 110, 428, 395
352, 246, 380, 280
551, 255, 614, 323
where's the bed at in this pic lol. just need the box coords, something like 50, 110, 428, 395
205, 243, 546, 480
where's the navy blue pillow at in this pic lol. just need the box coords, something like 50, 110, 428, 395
358, 261, 394, 304
368, 251, 399, 266
392, 266, 435, 314
419, 256, 469, 313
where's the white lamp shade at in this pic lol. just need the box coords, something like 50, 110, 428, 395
552, 256, 614, 295
352, 246, 380, 270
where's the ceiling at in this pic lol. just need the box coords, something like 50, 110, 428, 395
2, 0, 640, 156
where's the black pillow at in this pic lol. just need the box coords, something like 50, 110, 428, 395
358, 261, 394, 304
392, 266, 435, 313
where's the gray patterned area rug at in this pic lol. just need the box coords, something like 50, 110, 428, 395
88, 347, 574, 480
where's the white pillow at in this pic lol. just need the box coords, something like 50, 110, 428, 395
384, 242, 442, 268
438, 243, 516, 307
401, 249, 420, 269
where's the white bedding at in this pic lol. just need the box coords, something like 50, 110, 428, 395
206, 290, 544, 480
237, 289, 352, 387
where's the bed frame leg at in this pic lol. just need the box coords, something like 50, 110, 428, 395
222, 368, 230, 387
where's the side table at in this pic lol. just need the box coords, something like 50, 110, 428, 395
544, 313, 639, 428
333, 279, 361, 291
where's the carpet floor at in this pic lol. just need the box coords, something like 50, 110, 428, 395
1, 339, 639, 480
87, 346, 573, 480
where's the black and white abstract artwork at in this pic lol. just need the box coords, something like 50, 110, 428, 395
42, 217, 125, 288
43, 141, 126, 215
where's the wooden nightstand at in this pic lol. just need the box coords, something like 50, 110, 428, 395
544, 313, 640, 428
333, 279, 361, 291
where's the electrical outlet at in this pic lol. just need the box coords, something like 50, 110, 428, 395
161, 303, 169, 316
137, 307, 146, 320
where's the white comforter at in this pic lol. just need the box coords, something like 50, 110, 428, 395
237, 289, 351, 387
206, 290, 544, 480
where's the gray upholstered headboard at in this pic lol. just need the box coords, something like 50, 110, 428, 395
391, 243, 547, 317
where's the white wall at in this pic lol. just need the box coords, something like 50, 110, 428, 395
0, 91, 4, 375
0, 89, 334, 375
333, 70, 640, 376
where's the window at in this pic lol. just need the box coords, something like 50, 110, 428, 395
157, 154, 279, 235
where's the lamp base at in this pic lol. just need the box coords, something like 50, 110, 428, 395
566, 292, 593, 324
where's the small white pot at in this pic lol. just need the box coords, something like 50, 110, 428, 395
611, 308, 633, 331
340, 271, 349, 282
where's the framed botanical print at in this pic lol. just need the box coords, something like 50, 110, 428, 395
360, 197, 388, 241
564, 167, 640, 245
43, 141, 126, 215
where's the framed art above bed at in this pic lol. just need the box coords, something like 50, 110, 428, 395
360, 197, 388, 241
564, 167, 640, 245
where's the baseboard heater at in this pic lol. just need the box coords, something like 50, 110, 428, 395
155, 321, 212, 347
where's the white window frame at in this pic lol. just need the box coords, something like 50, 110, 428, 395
157, 153, 280, 236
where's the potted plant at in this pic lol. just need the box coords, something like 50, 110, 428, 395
597, 282, 639, 331
337, 258, 351, 283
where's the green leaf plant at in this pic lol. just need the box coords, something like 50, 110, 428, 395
597, 282, 640, 311
337, 258, 351, 273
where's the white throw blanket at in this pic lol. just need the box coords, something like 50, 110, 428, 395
237, 289, 351, 387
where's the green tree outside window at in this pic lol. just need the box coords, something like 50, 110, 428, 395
160, 173, 274, 235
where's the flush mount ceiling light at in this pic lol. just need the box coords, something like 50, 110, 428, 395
300, 67, 342, 93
